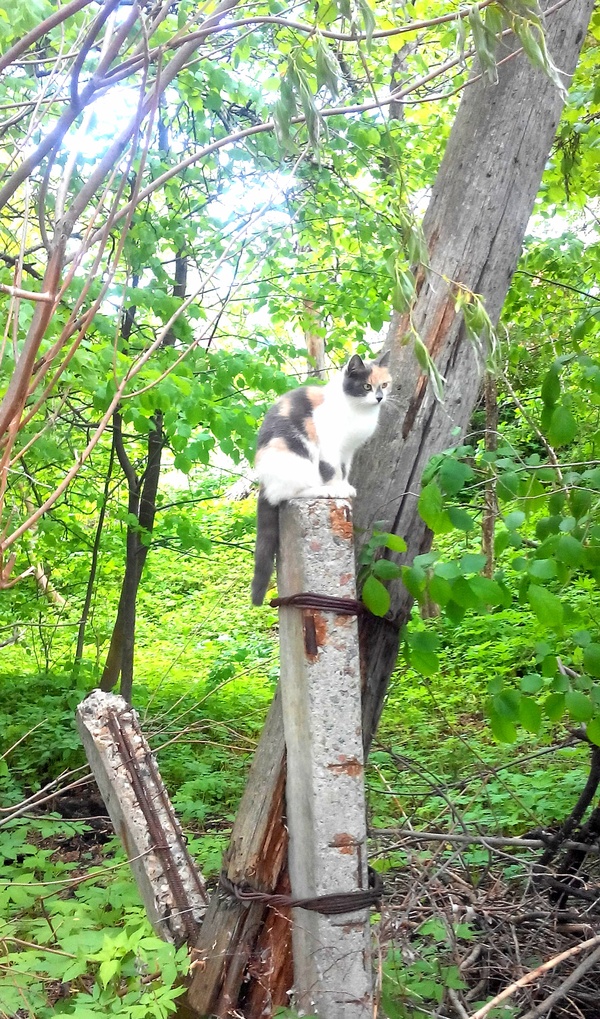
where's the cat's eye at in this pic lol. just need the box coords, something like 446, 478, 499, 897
363, 383, 372, 391
382, 382, 388, 388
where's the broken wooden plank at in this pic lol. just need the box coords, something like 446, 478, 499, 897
187, 686, 290, 1017
76, 690, 209, 947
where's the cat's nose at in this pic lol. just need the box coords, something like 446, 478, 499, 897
376, 393, 383, 403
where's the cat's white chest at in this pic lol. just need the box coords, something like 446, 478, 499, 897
313, 389, 380, 462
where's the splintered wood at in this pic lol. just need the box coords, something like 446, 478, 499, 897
76, 690, 209, 947
187, 687, 291, 1017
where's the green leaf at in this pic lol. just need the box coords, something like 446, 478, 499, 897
565, 690, 594, 722
373, 559, 403, 580
520, 674, 543, 693
447, 506, 476, 532
357, 0, 376, 46
409, 649, 440, 677
459, 553, 487, 574
408, 629, 439, 653
541, 365, 560, 406
450, 577, 482, 609
315, 34, 340, 97
418, 481, 446, 532
489, 711, 517, 743
435, 562, 462, 580
444, 600, 466, 624
559, 516, 577, 532
505, 510, 526, 530
401, 565, 426, 599
384, 533, 407, 553
586, 717, 600, 747
519, 698, 542, 734
528, 584, 563, 628
584, 644, 600, 678
497, 472, 520, 501
439, 458, 474, 496
428, 574, 452, 607
493, 689, 520, 720
536, 516, 562, 539
570, 488, 592, 519
469, 575, 506, 607
545, 692, 565, 722
555, 534, 584, 567
547, 404, 577, 447
362, 575, 390, 616
528, 558, 557, 580
494, 529, 511, 556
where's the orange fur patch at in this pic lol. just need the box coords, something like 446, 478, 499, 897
278, 395, 292, 416
305, 387, 325, 408
368, 366, 392, 387
255, 437, 288, 464
304, 416, 317, 443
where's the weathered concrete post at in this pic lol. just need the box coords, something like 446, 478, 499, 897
278, 497, 372, 1018
77, 691, 209, 947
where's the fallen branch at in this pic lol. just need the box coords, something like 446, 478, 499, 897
519, 943, 600, 1019
372, 829, 600, 855
469, 934, 600, 1019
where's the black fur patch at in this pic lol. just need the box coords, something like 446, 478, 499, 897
319, 460, 335, 483
257, 387, 317, 459
343, 356, 371, 398
257, 411, 309, 459
287, 387, 314, 431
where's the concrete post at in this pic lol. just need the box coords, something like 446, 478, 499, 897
76, 690, 209, 947
278, 498, 372, 1018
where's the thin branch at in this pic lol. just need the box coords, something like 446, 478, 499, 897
0, 284, 54, 302
0, 0, 95, 75
519, 944, 600, 1019
370, 829, 600, 855
469, 936, 600, 1019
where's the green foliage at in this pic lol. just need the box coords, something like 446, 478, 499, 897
0, 819, 188, 1018
358, 529, 406, 616
0, 2, 599, 1015
399, 330, 600, 744
381, 920, 472, 1019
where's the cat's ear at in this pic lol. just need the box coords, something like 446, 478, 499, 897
347, 354, 365, 375
377, 350, 391, 368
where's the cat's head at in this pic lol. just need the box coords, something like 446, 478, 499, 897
343, 351, 392, 406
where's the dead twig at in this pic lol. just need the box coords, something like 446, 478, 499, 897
518, 944, 600, 1019
469, 935, 600, 1019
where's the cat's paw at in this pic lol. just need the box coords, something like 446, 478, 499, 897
294, 482, 354, 500
328, 482, 356, 498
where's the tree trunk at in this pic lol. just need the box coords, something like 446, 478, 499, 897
189, 3, 594, 1011
100, 411, 164, 700
303, 299, 326, 377
100, 249, 186, 700
353, 0, 594, 746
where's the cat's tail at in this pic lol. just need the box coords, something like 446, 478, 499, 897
251, 493, 279, 606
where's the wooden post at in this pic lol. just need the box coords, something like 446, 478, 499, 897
278, 498, 372, 1018
187, 688, 291, 1017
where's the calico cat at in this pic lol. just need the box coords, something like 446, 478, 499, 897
251, 351, 392, 605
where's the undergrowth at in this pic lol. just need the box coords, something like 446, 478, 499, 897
1, 490, 599, 1017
